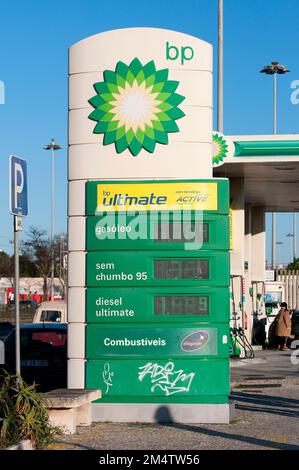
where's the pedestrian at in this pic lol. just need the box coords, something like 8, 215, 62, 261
276, 302, 292, 351
8, 290, 14, 304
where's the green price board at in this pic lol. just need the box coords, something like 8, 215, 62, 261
83, 178, 230, 408
86, 286, 230, 323
86, 250, 229, 287
86, 358, 230, 404
86, 324, 230, 358
86, 179, 229, 215
86, 214, 229, 251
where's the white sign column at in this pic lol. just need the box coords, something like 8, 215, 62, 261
68, 27, 213, 389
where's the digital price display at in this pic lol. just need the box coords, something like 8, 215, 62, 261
154, 259, 209, 280
154, 295, 209, 316
154, 223, 209, 243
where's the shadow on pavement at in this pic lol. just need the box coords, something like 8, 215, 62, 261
55, 440, 94, 450
231, 391, 299, 407
154, 406, 299, 450
231, 390, 299, 418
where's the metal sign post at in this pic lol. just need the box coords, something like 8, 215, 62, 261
14, 215, 22, 374
9, 156, 28, 376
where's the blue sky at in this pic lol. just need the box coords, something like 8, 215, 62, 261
0, 0, 298, 263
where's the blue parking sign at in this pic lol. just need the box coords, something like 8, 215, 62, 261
9, 155, 28, 216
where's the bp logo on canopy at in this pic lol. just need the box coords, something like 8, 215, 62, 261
88, 58, 186, 156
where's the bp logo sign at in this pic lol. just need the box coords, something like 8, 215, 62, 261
212, 133, 229, 166
88, 58, 185, 156
212, 132, 235, 167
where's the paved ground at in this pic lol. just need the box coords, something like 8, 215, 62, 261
57, 349, 299, 450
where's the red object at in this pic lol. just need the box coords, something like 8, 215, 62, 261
5, 288, 49, 305
6, 288, 13, 304
244, 311, 248, 330
32, 332, 66, 347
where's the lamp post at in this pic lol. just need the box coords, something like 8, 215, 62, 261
294, 213, 297, 263
43, 138, 62, 300
286, 232, 294, 263
272, 213, 277, 270
217, 0, 223, 133
260, 61, 290, 270
287, 214, 297, 264
260, 61, 290, 133
276, 241, 283, 267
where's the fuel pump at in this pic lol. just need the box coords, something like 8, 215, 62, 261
252, 281, 267, 348
230, 275, 254, 359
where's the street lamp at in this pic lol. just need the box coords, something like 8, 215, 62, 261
286, 232, 294, 263
43, 138, 62, 300
276, 241, 283, 267
260, 61, 290, 134
287, 214, 297, 263
260, 61, 290, 270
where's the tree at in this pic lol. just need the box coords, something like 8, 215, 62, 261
20, 254, 38, 277
287, 258, 299, 270
54, 233, 67, 298
0, 251, 38, 288
21, 227, 52, 298
0, 251, 14, 279
21, 227, 67, 299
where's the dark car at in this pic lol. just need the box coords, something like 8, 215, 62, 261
0, 322, 67, 392
0, 322, 15, 366
289, 310, 299, 348
290, 310, 299, 338
268, 317, 279, 349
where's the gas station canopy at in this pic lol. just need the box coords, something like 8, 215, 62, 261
214, 135, 299, 212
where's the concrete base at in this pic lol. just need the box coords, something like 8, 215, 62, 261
92, 402, 235, 424
6, 439, 33, 450
45, 389, 101, 435
48, 408, 76, 435
76, 402, 92, 427
48, 403, 93, 434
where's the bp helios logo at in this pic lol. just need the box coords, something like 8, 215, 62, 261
88, 58, 185, 156
212, 133, 229, 166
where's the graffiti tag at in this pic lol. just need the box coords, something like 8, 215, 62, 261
138, 361, 195, 396
102, 362, 114, 394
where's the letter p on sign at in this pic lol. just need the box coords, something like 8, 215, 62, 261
9, 155, 28, 216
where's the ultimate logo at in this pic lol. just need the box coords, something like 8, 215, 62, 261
88, 58, 185, 156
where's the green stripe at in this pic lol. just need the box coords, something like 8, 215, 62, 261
234, 140, 299, 157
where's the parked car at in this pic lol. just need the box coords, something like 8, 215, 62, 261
267, 317, 279, 349
0, 322, 67, 392
288, 310, 299, 348
0, 322, 15, 367
33, 300, 67, 323
290, 310, 299, 337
